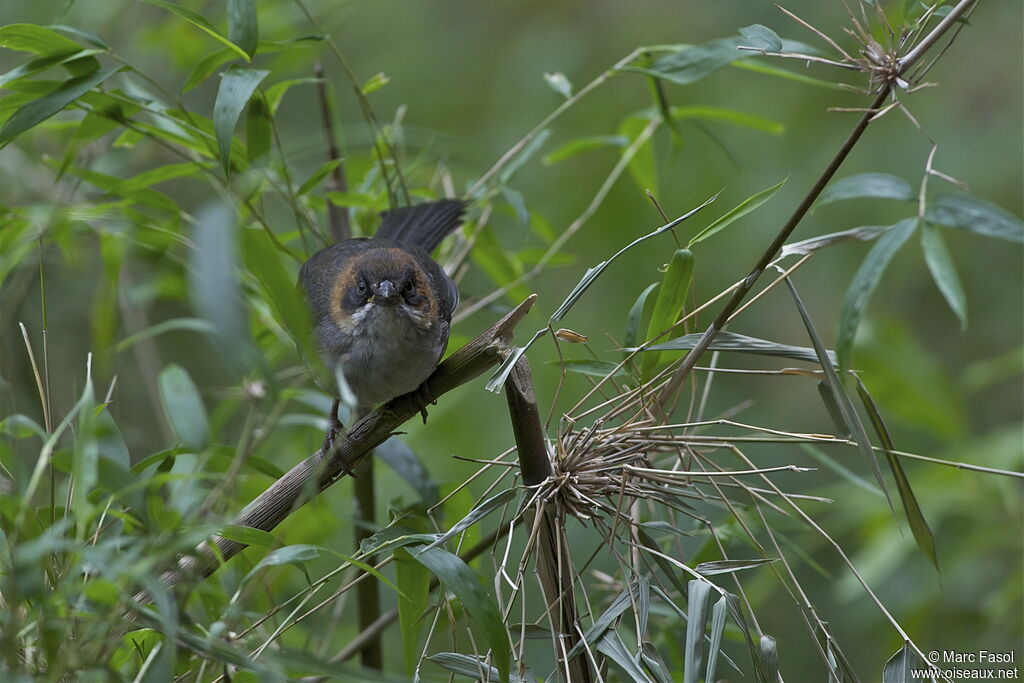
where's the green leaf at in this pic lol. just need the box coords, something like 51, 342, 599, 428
634, 329, 835, 366
758, 635, 779, 681
705, 595, 729, 683
158, 364, 209, 450
412, 546, 511, 683
228, 0, 258, 57
925, 192, 1024, 243
376, 437, 440, 504
543, 70, 572, 98
213, 65, 269, 175
542, 134, 627, 165
143, 0, 250, 61
683, 579, 712, 683
818, 172, 915, 205
325, 191, 379, 208
395, 547, 430, 676
296, 158, 343, 196
0, 49, 103, 88
499, 128, 551, 184
0, 23, 82, 56
787, 278, 894, 514
695, 558, 778, 576
624, 282, 659, 351
0, 66, 119, 145
218, 524, 278, 548
265, 77, 320, 115
182, 48, 235, 92
626, 36, 816, 86
559, 359, 627, 378
115, 317, 216, 353
856, 380, 939, 571
837, 218, 918, 373
670, 105, 784, 134
248, 544, 320, 574
882, 643, 922, 683
48, 24, 110, 50
427, 653, 530, 683
619, 113, 658, 194
739, 24, 783, 52
245, 94, 272, 165
596, 632, 650, 682
920, 223, 967, 329
732, 59, 847, 90
641, 249, 694, 380
360, 71, 389, 95
189, 201, 248, 355
689, 177, 786, 247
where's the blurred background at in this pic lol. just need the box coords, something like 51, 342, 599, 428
2, 0, 1021, 679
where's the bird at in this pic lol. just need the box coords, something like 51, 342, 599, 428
299, 198, 466, 451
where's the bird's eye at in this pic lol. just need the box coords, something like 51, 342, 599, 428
403, 279, 415, 294
357, 280, 368, 294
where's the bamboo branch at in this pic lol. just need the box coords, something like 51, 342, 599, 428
313, 62, 351, 243
504, 357, 591, 683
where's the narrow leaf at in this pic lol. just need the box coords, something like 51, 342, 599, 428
395, 547, 430, 676
542, 134, 627, 165
780, 225, 889, 259
787, 278, 894, 513
624, 282, 659, 351
0, 23, 82, 55
596, 632, 652, 682
245, 94, 272, 165
189, 201, 248, 357
412, 546, 511, 683
818, 173, 914, 205
376, 437, 440, 504
144, 0, 249, 61
683, 579, 712, 683
619, 113, 658, 194
632, 329, 836, 366
836, 218, 917, 373
920, 223, 967, 328
227, 0, 258, 57
543, 71, 572, 98
671, 104, 784, 134
925, 192, 1023, 243
739, 24, 783, 51
689, 178, 786, 247
882, 643, 926, 683
213, 65, 269, 174
704, 596, 729, 683
641, 248, 694, 380
695, 558, 778, 576
857, 379, 939, 570
0, 66, 118, 145
158, 364, 209, 450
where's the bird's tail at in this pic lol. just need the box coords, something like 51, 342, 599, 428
375, 198, 466, 253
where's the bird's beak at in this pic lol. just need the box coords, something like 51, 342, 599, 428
371, 279, 398, 304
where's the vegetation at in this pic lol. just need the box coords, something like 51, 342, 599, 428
1, 0, 1021, 681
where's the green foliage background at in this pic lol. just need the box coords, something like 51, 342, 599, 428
1, 0, 1021, 681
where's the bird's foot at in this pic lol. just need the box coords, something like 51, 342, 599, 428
412, 383, 437, 424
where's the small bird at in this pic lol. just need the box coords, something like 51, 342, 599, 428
299, 198, 466, 448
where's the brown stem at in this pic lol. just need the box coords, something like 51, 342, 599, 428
504, 357, 591, 683
313, 62, 351, 242
353, 453, 381, 667
155, 294, 537, 591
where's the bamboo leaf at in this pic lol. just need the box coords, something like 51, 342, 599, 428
0, 66, 118, 145
143, 0, 249, 61
739, 24, 782, 51
696, 558, 778, 576
882, 643, 925, 683
213, 65, 269, 175
689, 177, 786, 247
670, 104, 784, 134
818, 172, 914, 205
596, 632, 652, 682
542, 134, 627, 165
857, 380, 939, 570
920, 222, 967, 329
227, 0, 258, 57
619, 112, 658, 194
683, 579, 712, 683
631, 329, 835, 366
641, 249, 694, 380
705, 595, 729, 683
786, 278, 894, 513
412, 546, 511, 683
158, 364, 209, 451
925, 192, 1023, 243
395, 547, 430, 676
0, 23, 82, 55
624, 282, 659, 351
836, 218, 917, 373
